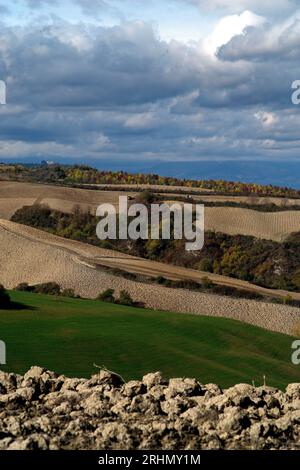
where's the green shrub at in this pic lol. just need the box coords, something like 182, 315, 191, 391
97, 288, 115, 303
145, 239, 162, 258
198, 258, 213, 273
201, 276, 214, 289
11, 204, 56, 230
155, 276, 166, 284
61, 288, 77, 298
16, 283, 78, 299
137, 190, 156, 205
164, 279, 201, 290
283, 294, 293, 305
33, 282, 61, 296
118, 290, 134, 306
15, 283, 32, 292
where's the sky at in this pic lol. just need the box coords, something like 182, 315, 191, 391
0, 0, 300, 165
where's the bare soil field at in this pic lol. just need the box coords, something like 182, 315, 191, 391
2, 182, 300, 241
80, 183, 300, 206
166, 193, 300, 207
205, 206, 300, 242
165, 202, 300, 242
0, 181, 137, 218
0, 219, 299, 335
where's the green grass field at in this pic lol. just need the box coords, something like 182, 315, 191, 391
0, 291, 299, 389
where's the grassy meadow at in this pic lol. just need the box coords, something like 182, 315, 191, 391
0, 290, 299, 389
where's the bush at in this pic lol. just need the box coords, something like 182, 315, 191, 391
197, 258, 213, 273
211, 284, 263, 300
15, 283, 32, 292
15, 282, 77, 298
155, 276, 167, 284
201, 276, 214, 289
117, 290, 135, 306
283, 294, 293, 305
61, 288, 77, 298
33, 282, 61, 296
137, 190, 156, 205
0, 284, 11, 307
11, 204, 56, 229
97, 288, 115, 303
165, 279, 201, 290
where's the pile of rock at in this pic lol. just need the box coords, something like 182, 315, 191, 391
0, 367, 299, 450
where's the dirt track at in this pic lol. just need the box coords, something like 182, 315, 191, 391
0, 219, 299, 335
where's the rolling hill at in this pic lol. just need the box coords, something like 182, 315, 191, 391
0, 290, 299, 389
0, 219, 300, 335
1, 181, 300, 242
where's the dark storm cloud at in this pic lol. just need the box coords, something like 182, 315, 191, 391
2, 22, 200, 109
0, 16, 300, 161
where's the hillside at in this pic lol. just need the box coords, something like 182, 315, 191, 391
1, 291, 299, 388
204, 206, 300, 242
0, 219, 300, 334
2, 162, 300, 197
166, 202, 300, 242
2, 181, 300, 242
0, 181, 137, 219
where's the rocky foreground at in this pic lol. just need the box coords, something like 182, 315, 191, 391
0, 367, 299, 450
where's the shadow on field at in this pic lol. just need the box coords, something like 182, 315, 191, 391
0, 301, 36, 311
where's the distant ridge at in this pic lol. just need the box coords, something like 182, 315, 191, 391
2, 160, 300, 189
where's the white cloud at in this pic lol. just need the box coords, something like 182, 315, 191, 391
0, 15, 300, 162
92, 133, 111, 148
219, 12, 300, 61
204, 10, 265, 56
124, 112, 157, 130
